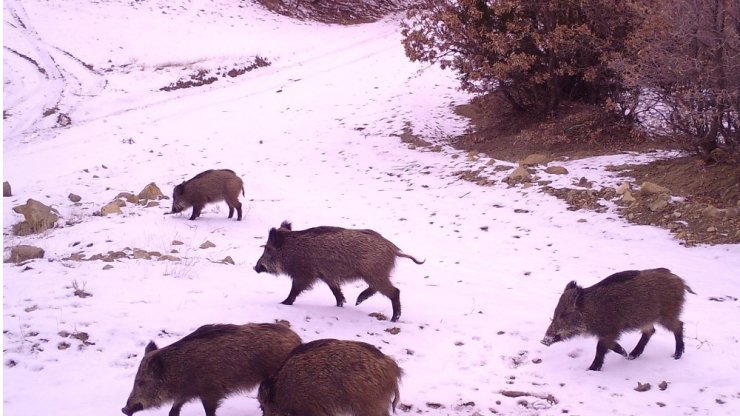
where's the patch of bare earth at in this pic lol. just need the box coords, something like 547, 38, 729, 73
255, 0, 411, 24
449, 93, 740, 246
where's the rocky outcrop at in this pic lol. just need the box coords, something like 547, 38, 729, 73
12, 199, 60, 235
6, 245, 45, 263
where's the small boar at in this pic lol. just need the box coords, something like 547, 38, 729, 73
253, 221, 424, 322
171, 169, 244, 221
541, 268, 695, 371
258, 339, 403, 416
121, 322, 301, 416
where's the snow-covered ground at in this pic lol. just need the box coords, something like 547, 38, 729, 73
3, 1, 740, 415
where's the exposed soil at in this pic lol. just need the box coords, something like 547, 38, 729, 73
450, 93, 740, 246
255, 0, 410, 24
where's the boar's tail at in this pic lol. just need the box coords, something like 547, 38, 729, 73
241, 184, 245, 196
392, 383, 400, 412
396, 251, 425, 265
685, 284, 697, 295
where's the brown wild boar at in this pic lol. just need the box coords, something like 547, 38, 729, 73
121, 322, 301, 416
171, 169, 244, 221
253, 221, 424, 322
541, 268, 696, 371
258, 339, 403, 416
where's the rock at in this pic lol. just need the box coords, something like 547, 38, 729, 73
621, 190, 636, 204
3, 181, 11, 197
137, 182, 164, 200
520, 153, 548, 166
222, 256, 235, 265
200, 240, 216, 249
701, 205, 723, 218
158, 255, 180, 262
116, 192, 140, 204
506, 166, 532, 184
102, 265, 114, 270
68, 193, 82, 203
615, 183, 631, 195
648, 198, 669, 212
12, 199, 60, 235
7, 245, 45, 263
114, 198, 127, 208
466, 151, 479, 161
145, 201, 160, 208
640, 181, 670, 195
132, 248, 151, 260
577, 177, 592, 188
100, 201, 122, 216
172, 240, 184, 246
544, 166, 568, 175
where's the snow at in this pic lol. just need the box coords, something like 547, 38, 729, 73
3, 1, 740, 415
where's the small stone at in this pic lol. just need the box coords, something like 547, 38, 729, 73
116, 192, 139, 204
640, 181, 670, 195
577, 177, 592, 188
7, 245, 45, 263
385, 327, 401, 335
544, 166, 568, 175
506, 166, 532, 183
200, 240, 216, 249
616, 183, 631, 195
172, 240, 184, 246
3, 181, 11, 197
658, 381, 668, 391
520, 153, 548, 166
222, 256, 235, 265
634, 382, 651, 392
158, 255, 180, 262
622, 190, 636, 204
649, 199, 669, 212
68, 193, 81, 203
138, 182, 164, 200
707, 226, 717, 232
577, 218, 587, 223
102, 265, 114, 270
100, 201, 122, 216
145, 201, 160, 208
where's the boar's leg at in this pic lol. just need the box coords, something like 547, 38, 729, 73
200, 395, 221, 416
376, 284, 401, 322
281, 279, 311, 305
355, 287, 377, 305
664, 319, 685, 359
189, 204, 203, 221
588, 339, 628, 371
325, 282, 346, 307
235, 202, 242, 221
168, 400, 185, 416
628, 325, 656, 359
227, 204, 235, 219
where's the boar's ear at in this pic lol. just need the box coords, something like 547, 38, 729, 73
148, 354, 166, 379
573, 286, 585, 310
268, 228, 285, 248
279, 220, 292, 231
145, 341, 158, 354
565, 280, 579, 291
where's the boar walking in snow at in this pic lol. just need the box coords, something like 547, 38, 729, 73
541, 268, 695, 371
253, 221, 424, 322
258, 339, 403, 416
171, 169, 244, 221
121, 323, 301, 416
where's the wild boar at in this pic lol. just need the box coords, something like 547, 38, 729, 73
253, 221, 424, 322
121, 322, 301, 416
258, 339, 403, 416
171, 169, 244, 221
541, 268, 696, 371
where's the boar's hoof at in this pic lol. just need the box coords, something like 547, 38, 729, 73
281, 299, 295, 305
587, 363, 603, 371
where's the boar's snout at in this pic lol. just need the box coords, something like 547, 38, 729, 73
121, 402, 143, 416
254, 263, 267, 273
541, 335, 561, 346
